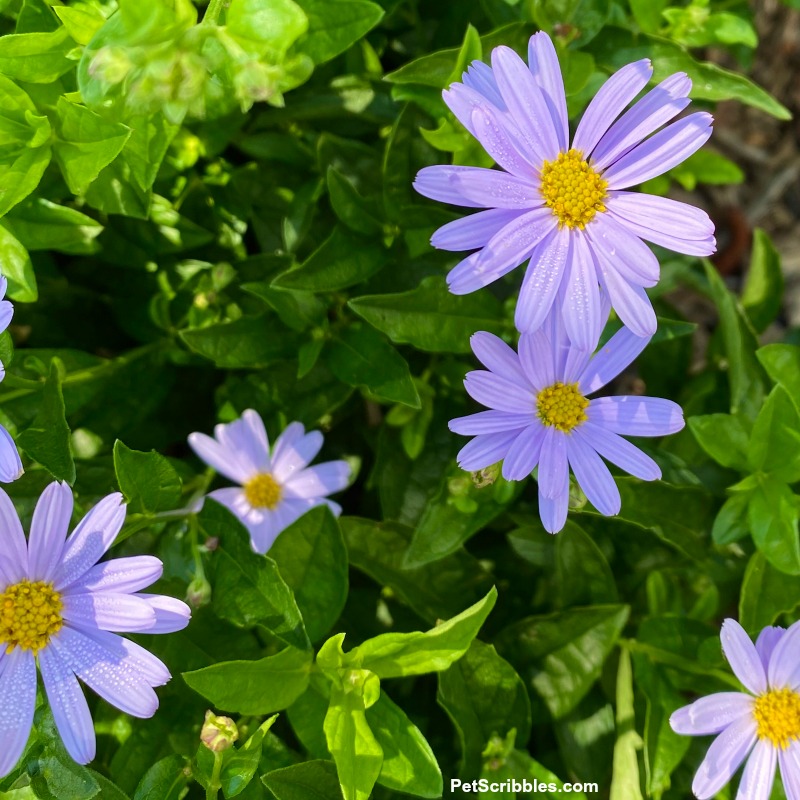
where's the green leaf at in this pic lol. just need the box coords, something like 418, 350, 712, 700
0, 27, 74, 82
269, 505, 349, 643
3, 198, 102, 255
739, 551, 800, 632
201, 499, 310, 651
181, 314, 298, 368
688, 413, 750, 470
286, 674, 332, 759
273, 226, 389, 292
221, 716, 279, 798
0, 223, 36, 301
609, 649, 643, 800
347, 588, 496, 678
497, 605, 630, 718
758, 343, 800, 402
703, 259, 766, 419
0, 139, 51, 219
349, 276, 505, 354
113, 440, 181, 515
132, 756, 189, 800
324, 324, 420, 408
555, 521, 618, 607
53, 4, 106, 45
17, 360, 74, 483
742, 229, 783, 333
651, 41, 790, 120
712, 492, 751, 545
323, 675, 383, 800
748, 386, 800, 482
670, 149, 744, 190
341, 516, 495, 624
326, 167, 382, 236
184, 647, 311, 714
437, 640, 531, 779
447, 24, 482, 84
226, 0, 308, 57
262, 760, 343, 800
367, 692, 442, 797
629, 0, 668, 33
294, 0, 384, 64
749, 477, 800, 575
53, 98, 131, 195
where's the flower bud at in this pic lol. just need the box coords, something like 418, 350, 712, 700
200, 710, 238, 752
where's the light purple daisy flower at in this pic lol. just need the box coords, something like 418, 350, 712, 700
448, 300, 684, 533
414, 32, 715, 347
0, 275, 23, 483
0, 481, 190, 776
671, 619, 800, 800
188, 409, 350, 554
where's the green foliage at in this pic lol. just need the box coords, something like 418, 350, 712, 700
0, 0, 792, 797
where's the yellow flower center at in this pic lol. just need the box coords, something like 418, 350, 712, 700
244, 473, 282, 509
539, 148, 608, 229
0, 580, 63, 654
754, 688, 800, 749
536, 382, 589, 433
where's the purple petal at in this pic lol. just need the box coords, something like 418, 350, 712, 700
69, 556, 163, 595
470, 332, 529, 384
502, 424, 546, 481
116, 635, 171, 686
467, 208, 556, 293
51, 626, 159, 718
457, 430, 519, 472
608, 192, 715, 241
0, 424, 21, 484
62, 592, 157, 633
585, 214, 660, 287
0, 276, 7, 301
587, 397, 685, 437
431, 208, 524, 252
578, 326, 651, 393
442, 82, 492, 137
28, 481, 72, 583
580, 422, 661, 481
215, 415, 270, 476
572, 60, 653, 157
607, 205, 716, 257
0, 487, 27, 583
780, 743, 800, 800
603, 112, 714, 189
472, 104, 540, 176
188, 431, 251, 485
272, 430, 324, 483
538, 484, 569, 534
591, 73, 692, 170
461, 61, 505, 109
736, 740, 776, 800
567, 431, 621, 516
561, 232, 601, 351
39, 646, 95, 764
692, 714, 757, 800
537, 427, 568, 499
207, 486, 249, 519
56, 493, 127, 591
596, 257, 657, 337
670, 693, 754, 736
136, 593, 191, 633
464, 370, 534, 413
0, 649, 36, 778
491, 46, 560, 162
528, 32, 569, 152
283, 461, 350, 499
246, 499, 313, 554
0, 301, 12, 335
449, 410, 534, 436
721, 619, 767, 695
767, 619, 800, 690
514, 226, 570, 334
414, 165, 540, 209
755, 626, 785, 672
518, 329, 557, 390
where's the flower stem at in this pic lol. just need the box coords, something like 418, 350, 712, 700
202, 0, 226, 25
206, 750, 223, 800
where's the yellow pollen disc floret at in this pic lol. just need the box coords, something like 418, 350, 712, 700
244, 472, 283, 510
0, 580, 63, 654
754, 688, 800, 749
539, 148, 608, 229
536, 382, 589, 433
